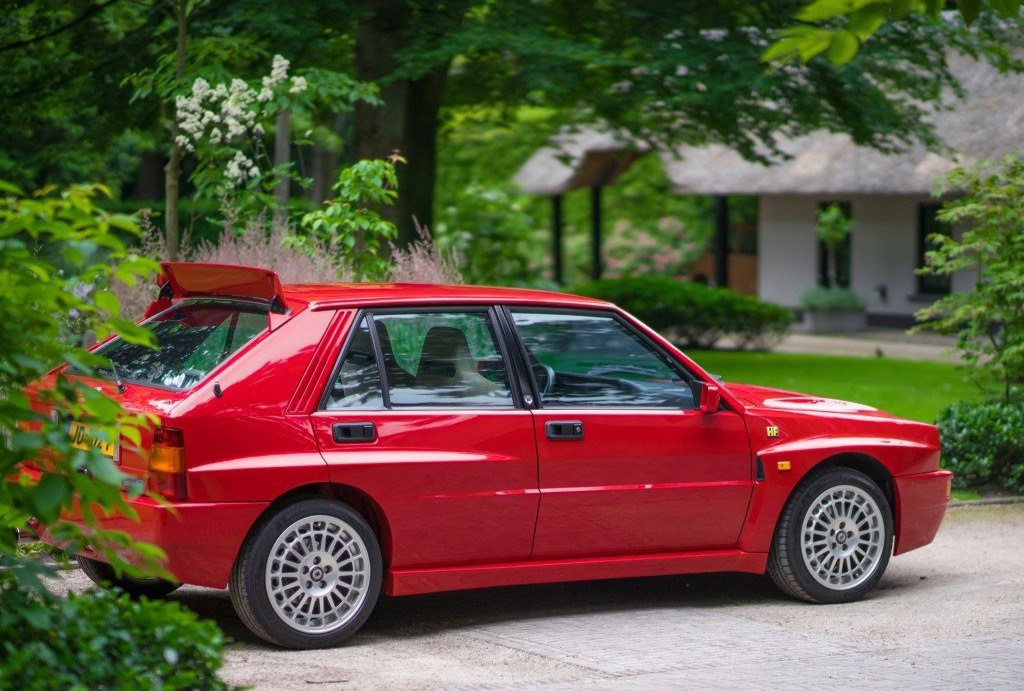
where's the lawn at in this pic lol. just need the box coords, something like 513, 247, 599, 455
689, 350, 986, 423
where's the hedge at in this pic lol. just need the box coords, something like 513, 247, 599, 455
573, 276, 793, 350
936, 399, 1024, 494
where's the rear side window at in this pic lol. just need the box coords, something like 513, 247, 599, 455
324, 317, 384, 410
323, 310, 514, 409
88, 299, 268, 390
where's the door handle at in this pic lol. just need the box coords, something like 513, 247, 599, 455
332, 422, 376, 443
545, 420, 584, 440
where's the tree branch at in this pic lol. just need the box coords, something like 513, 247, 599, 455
0, 0, 125, 54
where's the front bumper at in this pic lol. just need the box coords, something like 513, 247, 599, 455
893, 470, 953, 555
25, 468, 267, 589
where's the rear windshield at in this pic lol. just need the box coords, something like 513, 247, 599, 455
83, 299, 269, 390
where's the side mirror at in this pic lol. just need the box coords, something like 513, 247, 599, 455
699, 383, 721, 414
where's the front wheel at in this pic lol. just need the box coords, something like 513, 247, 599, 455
78, 555, 181, 598
768, 468, 893, 604
229, 497, 382, 649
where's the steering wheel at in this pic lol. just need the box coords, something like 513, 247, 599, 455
531, 362, 556, 395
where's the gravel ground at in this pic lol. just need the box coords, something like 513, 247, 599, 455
49, 503, 1024, 689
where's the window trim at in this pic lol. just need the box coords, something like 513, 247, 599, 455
502, 305, 702, 411
318, 305, 523, 412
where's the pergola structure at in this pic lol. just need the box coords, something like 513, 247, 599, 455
513, 130, 657, 283
513, 129, 734, 286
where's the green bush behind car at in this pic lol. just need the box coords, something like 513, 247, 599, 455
573, 276, 794, 350
936, 399, 1024, 494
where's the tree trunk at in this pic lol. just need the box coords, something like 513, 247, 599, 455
272, 108, 291, 230
163, 0, 187, 260
352, 0, 451, 246
311, 114, 347, 203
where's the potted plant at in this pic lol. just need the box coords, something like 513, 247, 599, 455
799, 204, 867, 333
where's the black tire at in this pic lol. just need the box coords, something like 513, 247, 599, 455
767, 467, 893, 604
77, 555, 181, 598
229, 497, 382, 649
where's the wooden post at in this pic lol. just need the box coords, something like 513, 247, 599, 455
713, 195, 730, 288
552, 195, 564, 284
591, 186, 603, 280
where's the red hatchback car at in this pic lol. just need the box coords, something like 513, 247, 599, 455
33, 263, 951, 649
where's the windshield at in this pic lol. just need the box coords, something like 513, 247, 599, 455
82, 299, 269, 390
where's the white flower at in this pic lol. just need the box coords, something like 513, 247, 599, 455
699, 28, 727, 42
253, 123, 265, 137
289, 75, 308, 94
258, 86, 273, 102
267, 54, 290, 87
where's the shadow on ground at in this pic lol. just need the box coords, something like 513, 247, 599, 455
171, 572, 802, 648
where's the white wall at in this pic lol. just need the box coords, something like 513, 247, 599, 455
756, 194, 977, 318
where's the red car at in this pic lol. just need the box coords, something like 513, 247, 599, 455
32, 263, 951, 649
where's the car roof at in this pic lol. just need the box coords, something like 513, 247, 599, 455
281, 282, 613, 310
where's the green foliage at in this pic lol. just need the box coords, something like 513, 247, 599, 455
913, 154, 1024, 398
815, 203, 853, 250
936, 399, 1024, 493
297, 159, 400, 280
435, 183, 540, 285
766, 0, 1024, 66
0, 574, 228, 690
574, 276, 793, 350
0, 181, 169, 590
798, 286, 866, 313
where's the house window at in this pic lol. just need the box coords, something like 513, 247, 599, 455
917, 203, 952, 296
816, 202, 852, 288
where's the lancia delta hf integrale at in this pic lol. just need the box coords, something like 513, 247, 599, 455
27, 263, 951, 649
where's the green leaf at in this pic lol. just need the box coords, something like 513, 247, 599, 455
828, 31, 860, 65
957, 0, 983, 24
849, 3, 890, 38
34, 473, 71, 517
990, 0, 1021, 15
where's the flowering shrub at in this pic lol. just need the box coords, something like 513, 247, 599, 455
175, 55, 307, 193
389, 223, 462, 285
605, 217, 704, 278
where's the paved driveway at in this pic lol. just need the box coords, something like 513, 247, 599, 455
53, 503, 1024, 689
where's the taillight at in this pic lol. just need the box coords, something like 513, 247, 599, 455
147, 426, 187, 501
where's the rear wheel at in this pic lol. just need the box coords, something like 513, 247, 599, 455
77, 555, 181, 598
229, 497, 382, 649
768, 468, 893, 604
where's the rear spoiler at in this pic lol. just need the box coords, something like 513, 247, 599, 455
144, 263, 289, 327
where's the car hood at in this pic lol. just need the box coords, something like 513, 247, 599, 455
723, 382, 888, 416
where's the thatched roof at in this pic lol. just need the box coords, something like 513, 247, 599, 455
514, 54, 1024, 197
512, 129, 649, 195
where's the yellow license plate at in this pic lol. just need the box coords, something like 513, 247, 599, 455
67, 421, 117, 458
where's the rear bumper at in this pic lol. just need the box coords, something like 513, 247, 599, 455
26, 468, 267, 589
893, 470, 952, 556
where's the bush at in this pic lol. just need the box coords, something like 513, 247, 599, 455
798, 286, 866, 313
573, 276, 793, 350
936, 399, 1024, 493
0, 578, 228, 689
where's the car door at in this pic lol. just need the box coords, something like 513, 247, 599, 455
310, 308, 539, 570
505, 307, 754, 560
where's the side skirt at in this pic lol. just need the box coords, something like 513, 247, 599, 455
386, 549, 768, 596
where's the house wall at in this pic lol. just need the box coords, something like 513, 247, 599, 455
757, 194, 977, 320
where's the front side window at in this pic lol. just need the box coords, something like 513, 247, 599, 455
510, 310, 696, 409
85, 299, 268, 390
